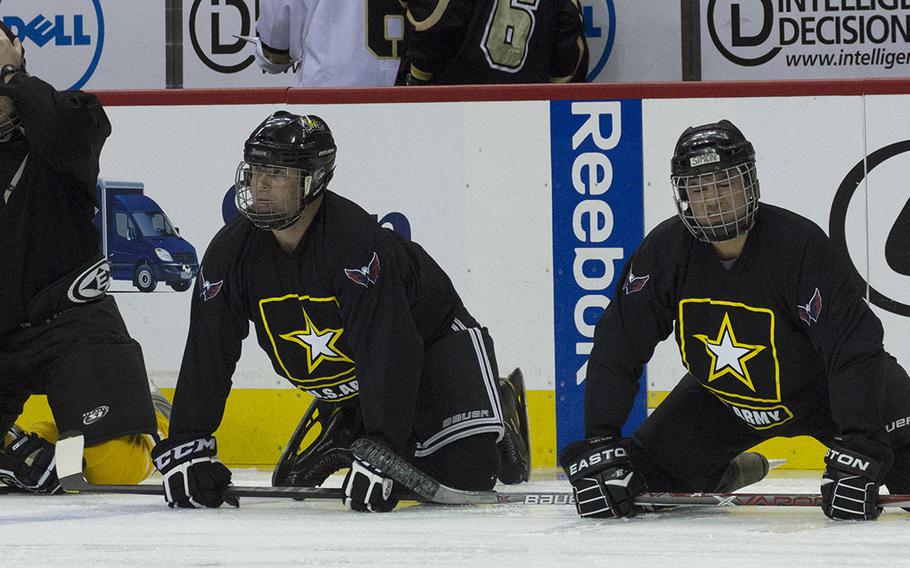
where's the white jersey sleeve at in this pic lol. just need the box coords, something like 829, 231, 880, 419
256, 0, 404, 87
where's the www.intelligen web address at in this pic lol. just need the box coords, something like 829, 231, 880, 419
786, 48, 910, 68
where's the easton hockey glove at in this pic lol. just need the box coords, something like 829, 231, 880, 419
342, 457, 399, 513
152, 436, 237, 508
559, 436, 646, 518
0, 429, 61, 494
820, 436, 891, 521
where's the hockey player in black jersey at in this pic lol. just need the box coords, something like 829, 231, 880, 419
0, 23, 168, 494
400, 0, 588, 85
151, 111, 530, 512
560, 119, 910, 521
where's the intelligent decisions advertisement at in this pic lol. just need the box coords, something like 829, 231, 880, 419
703, 0, 910, 79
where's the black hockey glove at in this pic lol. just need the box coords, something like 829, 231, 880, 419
342, 457, 399, 513
0, 430, 62, 494
151, 436, 238, 508
820, 436, 892, 521
559, 436, 646, 519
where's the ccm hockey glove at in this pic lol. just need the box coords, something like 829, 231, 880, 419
559, 436, 646, 518
152, 436, 237, 508
820, 436, 892, 521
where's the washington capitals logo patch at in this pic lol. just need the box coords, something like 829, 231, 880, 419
199, 268, 224, 302
623, 271, 650, 295
798, 288, 823, 326
345, 252, 380, 289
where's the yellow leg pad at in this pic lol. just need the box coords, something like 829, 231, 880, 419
20, 420, 60, 444
83, 435, 155, 485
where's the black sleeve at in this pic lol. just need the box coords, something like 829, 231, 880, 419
403, 0, 470, 80
792, 229, 889, 446
169, 236, 250, 441
552, 0, 588, 82
333, 231, 424, 454
584, 235, 677, 438
0, 73, 111, 188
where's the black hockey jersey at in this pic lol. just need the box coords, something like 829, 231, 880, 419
170, 191, 464, 453
0, 74, 111, 336
404, 0, 587, 84
586, 204, 889, 445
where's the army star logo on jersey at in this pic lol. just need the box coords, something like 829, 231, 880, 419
693, 312, 766, 392
279, 308, 352, 373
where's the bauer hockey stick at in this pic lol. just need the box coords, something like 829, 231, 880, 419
351, 438, 910, 508
52, 433, 570, 504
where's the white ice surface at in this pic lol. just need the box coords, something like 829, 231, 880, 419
2, 470, 909, 568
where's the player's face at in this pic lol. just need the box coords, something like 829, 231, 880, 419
249, 165, 302, 216
686, 170, 750, 228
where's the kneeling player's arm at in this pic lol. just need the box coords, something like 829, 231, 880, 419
0, 73, 111, 177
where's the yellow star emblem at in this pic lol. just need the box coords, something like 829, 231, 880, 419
693, 312, 766, 392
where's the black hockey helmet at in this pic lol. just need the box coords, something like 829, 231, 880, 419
235, 111, 337, 230
670, 120, 760, 243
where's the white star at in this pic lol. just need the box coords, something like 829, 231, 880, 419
694, 313, 765, 392
292, 327, 339, 360
279, 309, 351, 373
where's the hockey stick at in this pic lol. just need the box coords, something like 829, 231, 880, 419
350, 438, 910, 508
53, 433, 573, 504
54, 434, 910, 508
55, 433, 342, 500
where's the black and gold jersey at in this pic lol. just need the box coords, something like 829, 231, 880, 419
170, 191, 463, 451
403, 0, 588, 84
585, 203, 889, 445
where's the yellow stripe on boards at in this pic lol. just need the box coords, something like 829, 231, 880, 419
17, 389, 823, 469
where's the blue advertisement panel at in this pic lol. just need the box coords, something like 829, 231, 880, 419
550, 99, 646, 453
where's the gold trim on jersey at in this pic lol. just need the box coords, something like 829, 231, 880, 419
258, 295, 358, 401
693, 312, 766, 392
678, 298, 782, 404
407, 0, 450, 32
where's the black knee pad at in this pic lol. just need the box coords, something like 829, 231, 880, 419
626, 436, 728, 492
415, 433, 498, 491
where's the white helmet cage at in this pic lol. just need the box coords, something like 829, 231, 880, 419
235, 163, 326, 230
670, 120, 760, 243
0, 108, 21, 141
